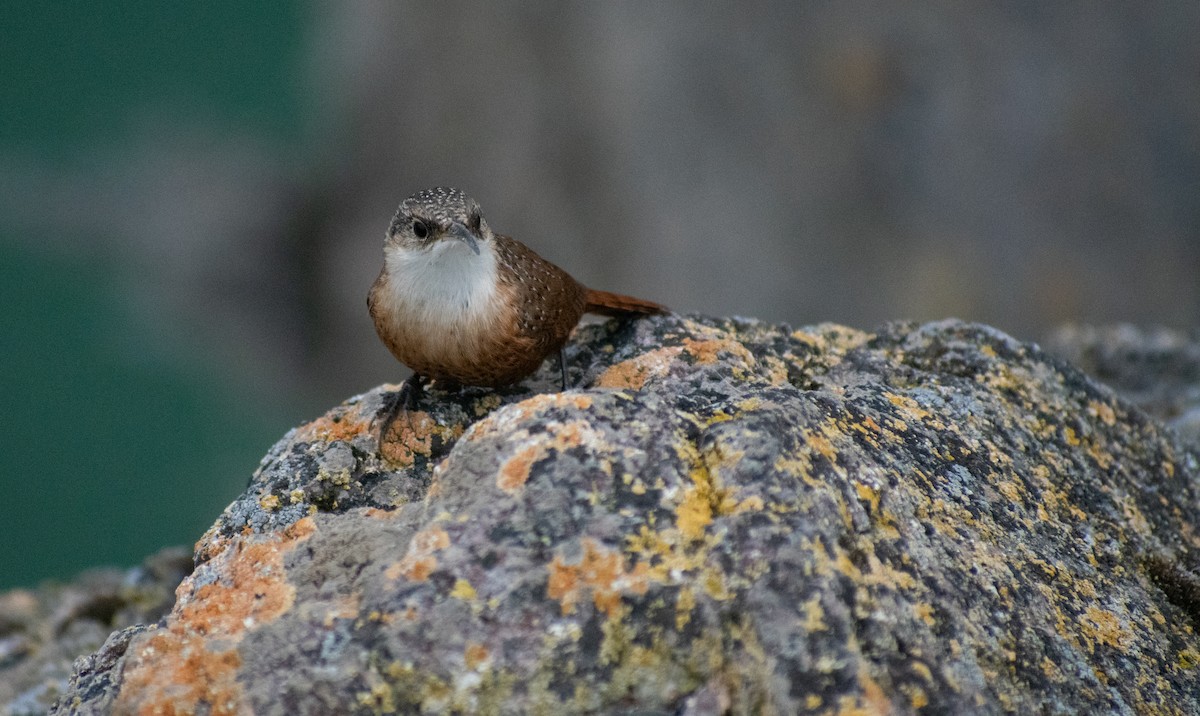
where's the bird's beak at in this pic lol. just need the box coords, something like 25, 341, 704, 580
447, 222, 481, 255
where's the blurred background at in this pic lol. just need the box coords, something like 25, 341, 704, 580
1, 2, 1197, 588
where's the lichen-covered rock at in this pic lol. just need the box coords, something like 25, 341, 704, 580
0, 547, 191, 716
1045, 324, 1200, 447
53, 316, 1200, 714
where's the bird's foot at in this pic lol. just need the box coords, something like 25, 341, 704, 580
378, 373, 426, 451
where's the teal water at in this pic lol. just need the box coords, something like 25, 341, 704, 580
0, 2, 310, 588
0, 2, 307, 156
0, 242, 285, 588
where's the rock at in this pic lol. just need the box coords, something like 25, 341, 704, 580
0, 547, 192, 715
1044, 324, 1200, 447
50, 316, 1200, 714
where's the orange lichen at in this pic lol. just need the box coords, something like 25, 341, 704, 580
396, 556, 437, 582
547, 538, 649, 617
115, 517, 315, 715
410, 525, 449, 551
320, 592, 362, 625
120, 636, 243, 716
595, 346, 684, 389
563, 394, 595, 410
495, 420, 612, 493
294, 404, 372, 443
381, 410, 437, 467
184, 527, 306, 635
285, 516, 317, 540
390, 526, 451, 583
680, 338, 727, 364
832, 668, 894, 716
364, 507, 401, 521
464, 643, 490, 670
464, 393, 594, 444
498, 443, 541, 492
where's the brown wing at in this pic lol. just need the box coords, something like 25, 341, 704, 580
492, 234, 588, 355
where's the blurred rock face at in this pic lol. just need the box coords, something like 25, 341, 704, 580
312, 2, 1200, 350
1045, 324, 1200, 446
0, 548, 192, 713
49, 315, 1200, 714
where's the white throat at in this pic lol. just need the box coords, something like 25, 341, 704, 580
382, 239, 499, 327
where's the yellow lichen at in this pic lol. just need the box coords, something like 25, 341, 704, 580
676, 482, 715, 541
1080, 606, 1133, 652
1087, 400, 1116, 426
450, 578, 477, 601
1178, 648, 1199, 670
885, 392, 932, 422
675, 586, 696, 630
802, 596, 827, 632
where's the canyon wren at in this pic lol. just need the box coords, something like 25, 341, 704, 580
368, 187, 666, 432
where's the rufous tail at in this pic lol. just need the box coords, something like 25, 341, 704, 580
584, 288, 668, 317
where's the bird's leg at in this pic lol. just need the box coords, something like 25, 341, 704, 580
378, 372, 426, 449
558, 347, 568, 391
398, 372, 427, 410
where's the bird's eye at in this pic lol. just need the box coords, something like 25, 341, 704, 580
468, 212, 481, 232
412, 220, 429, 239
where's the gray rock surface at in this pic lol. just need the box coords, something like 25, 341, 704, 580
33, 315, 1200, 713
0, 548, 191, 715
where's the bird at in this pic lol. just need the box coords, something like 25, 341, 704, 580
368, 187, 666, 440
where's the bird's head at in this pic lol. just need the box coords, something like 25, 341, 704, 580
386, 187, 494, 257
